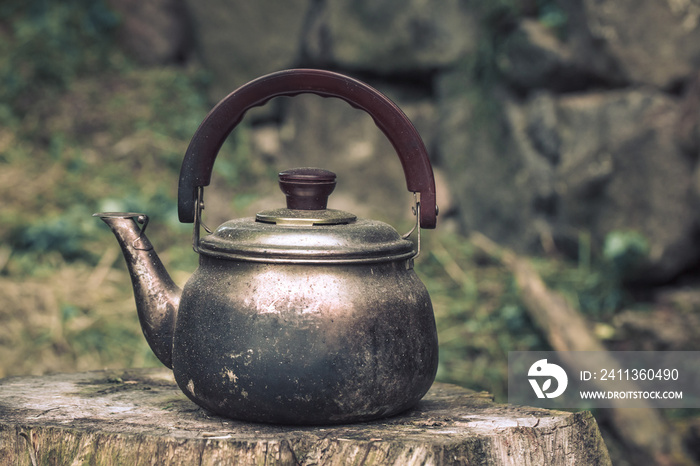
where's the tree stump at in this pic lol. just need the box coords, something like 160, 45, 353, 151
0, 368, 611, 465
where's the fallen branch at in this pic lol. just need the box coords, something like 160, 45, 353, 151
470, 232, 692, 466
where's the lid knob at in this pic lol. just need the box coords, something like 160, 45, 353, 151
279, 168, 336, 210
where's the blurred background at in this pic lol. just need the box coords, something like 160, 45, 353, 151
2, 0, 700, 464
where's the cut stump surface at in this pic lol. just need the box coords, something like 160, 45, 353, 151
0, 368, 611, 465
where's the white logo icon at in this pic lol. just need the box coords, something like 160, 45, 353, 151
528, 359, 568, 398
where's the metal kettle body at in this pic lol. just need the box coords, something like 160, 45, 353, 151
96, 69, 439, 425
176, 257, 436, 424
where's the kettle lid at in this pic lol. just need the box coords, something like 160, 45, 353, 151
196, 168, 415, 264
255, 168, 357, 226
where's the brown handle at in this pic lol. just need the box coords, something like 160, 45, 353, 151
178, 69, 437, 228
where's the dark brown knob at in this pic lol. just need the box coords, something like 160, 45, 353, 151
278, 168, 336, 210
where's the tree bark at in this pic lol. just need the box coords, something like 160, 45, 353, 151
0, 368, 611, 465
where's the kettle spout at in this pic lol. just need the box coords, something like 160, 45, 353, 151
94, 212, 181, 369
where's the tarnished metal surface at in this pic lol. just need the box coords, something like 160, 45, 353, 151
174, 258, 438, 424
198, 217, 416, 264
93, 213, 181, 369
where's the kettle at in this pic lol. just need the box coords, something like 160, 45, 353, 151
95, 69, 439, 425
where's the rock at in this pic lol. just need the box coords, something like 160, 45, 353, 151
550, 89, 697, 282
436, 70, 551, 253
678, 71, 700, 157
108, 0, 190, 65
499, 19, 618, 92
181, 0, 312, 104
437, 68, 699, 282
613, 306, 700, 351
566, 0, 700, 88
303, 0, 478, 74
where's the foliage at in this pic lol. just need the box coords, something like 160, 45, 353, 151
463, 0, 569, 91
0, 0, 122, 119
0, 66, 215, 273
418, 230, 634, 400
11, 205, 99, 262
0, 0, 192, 372
603, 230, 650, 280
0, 0, 272, 376
536, 0, 568, 32
418, 233, 548, 400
